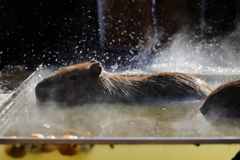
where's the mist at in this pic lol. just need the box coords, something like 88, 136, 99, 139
1, 65, 240, 138
138, 28, 240, 75
1, 25, 240, 138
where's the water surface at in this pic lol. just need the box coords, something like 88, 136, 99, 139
1, 67, 240, 138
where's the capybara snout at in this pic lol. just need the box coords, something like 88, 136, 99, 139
35, 60, 211, 104
35, 79, 54, 102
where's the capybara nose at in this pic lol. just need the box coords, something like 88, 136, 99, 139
35, 80, 50, 102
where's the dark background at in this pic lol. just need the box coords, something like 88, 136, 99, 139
0, 0, 99, 66
0, 0, 238, 70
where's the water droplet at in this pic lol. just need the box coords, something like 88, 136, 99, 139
43, 124, 50, 128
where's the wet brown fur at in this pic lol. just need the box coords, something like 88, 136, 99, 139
35, 60, 211, 103
200, 79, 240, 118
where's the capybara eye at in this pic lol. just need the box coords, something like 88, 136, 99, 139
69, 74, 79, 81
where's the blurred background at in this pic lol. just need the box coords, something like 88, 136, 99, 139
0, 0, 239, 70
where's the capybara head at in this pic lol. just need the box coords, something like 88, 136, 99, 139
200, 79, 240, 118
35, 60, 103, 103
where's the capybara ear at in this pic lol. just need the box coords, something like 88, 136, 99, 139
89, 62, 102, 77
89, 59, 98, 63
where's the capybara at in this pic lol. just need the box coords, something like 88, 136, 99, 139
200, 79, 240, 118
35, 60, 211, 104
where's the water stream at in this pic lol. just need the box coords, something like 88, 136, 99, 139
200, 0, 206, 36
97, 0, 106, 45
151, 0, 159, 45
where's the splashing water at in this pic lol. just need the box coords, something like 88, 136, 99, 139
1, 63, 240, 138
1, 16, 240, 138
135, 29, 240, 76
